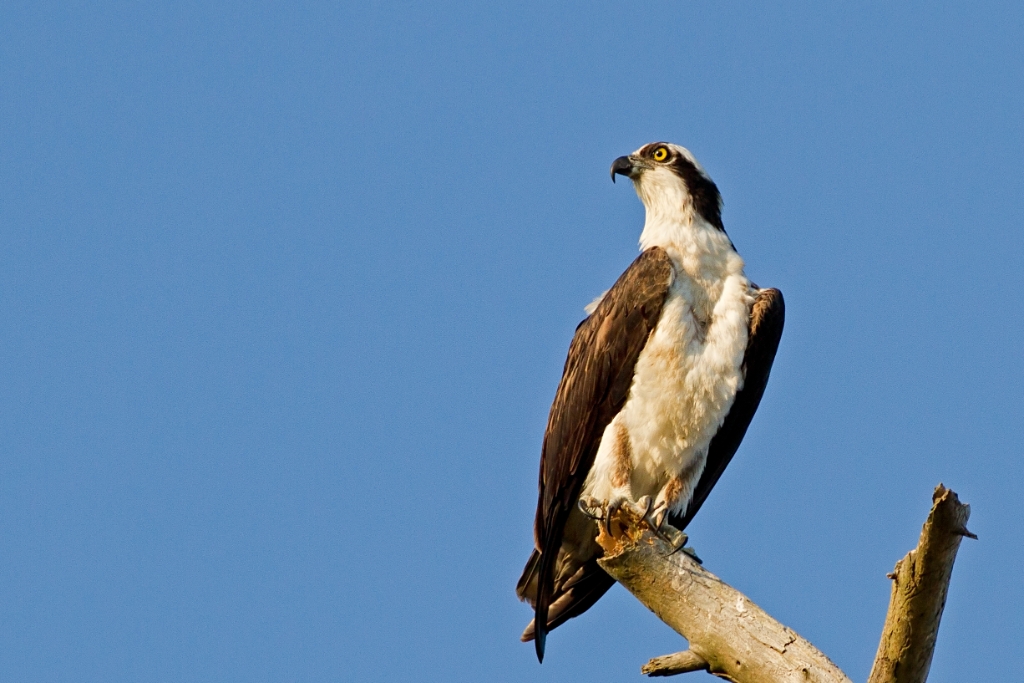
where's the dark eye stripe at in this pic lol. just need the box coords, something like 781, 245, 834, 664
666, 155, 724, 232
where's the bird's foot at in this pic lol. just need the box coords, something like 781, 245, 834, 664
578, 495, 677, 540
578, 496, 606, 522
578, 495, 632, 535
636, 496, 674, 543
578, 496, 700, 560
637, 497, 699, 559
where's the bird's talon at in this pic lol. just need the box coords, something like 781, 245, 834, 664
637, 499, 668, 535
649, 522, 675, 545
577, 497, 605, 521
663, 535, 700, 561
604, 498, 625, 535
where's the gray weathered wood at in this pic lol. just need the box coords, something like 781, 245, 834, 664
866, 484, 974, 683
642, 649, 710, 677
593, 484, 972, 682
596, 508, 852, 683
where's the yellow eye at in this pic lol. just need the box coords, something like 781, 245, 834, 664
652, 146, 669, 162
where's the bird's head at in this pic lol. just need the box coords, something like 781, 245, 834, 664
611, 142, 724, 232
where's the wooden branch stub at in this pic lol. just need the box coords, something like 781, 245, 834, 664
642, 649, 710, 677
866, 484, 974, 683
595, 505, 852, 683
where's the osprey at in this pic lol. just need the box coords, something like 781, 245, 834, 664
516, 142, 785, 662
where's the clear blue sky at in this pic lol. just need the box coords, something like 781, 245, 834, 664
2, 2, 1021, 681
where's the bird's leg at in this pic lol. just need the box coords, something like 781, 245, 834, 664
652, 476, 685, 531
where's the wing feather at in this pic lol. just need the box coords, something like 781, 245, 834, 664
530, 247, 673, 660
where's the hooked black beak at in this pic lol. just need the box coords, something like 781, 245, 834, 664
610, 156, 635, 183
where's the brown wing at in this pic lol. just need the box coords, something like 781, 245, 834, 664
530, 247, 674, 661
670, 287, 785, 531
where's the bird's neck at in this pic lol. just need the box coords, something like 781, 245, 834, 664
639, 214, 745, 288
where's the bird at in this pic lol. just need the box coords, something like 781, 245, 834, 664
516, 142, 785, 662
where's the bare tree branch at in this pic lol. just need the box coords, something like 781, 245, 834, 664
642, 649, 710, 677
593, 485, 972, 682
596, 509, 852, 683
867, 484, 974, 683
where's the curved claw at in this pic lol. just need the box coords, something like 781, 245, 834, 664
648, 521, 675, 545
605, 498, 626, 535
639, 499, 670, 538
578, 497, 605, 521
666, 542, 702, 564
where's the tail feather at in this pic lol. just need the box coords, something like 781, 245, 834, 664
516, 502, 615, 661
517, 554, 616, 648
515, 550, 540, 604
533, 546, 554, 661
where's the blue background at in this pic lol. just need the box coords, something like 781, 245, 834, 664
1, 2, 1020, 680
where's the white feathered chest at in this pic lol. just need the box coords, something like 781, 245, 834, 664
583, 228, 755, 516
